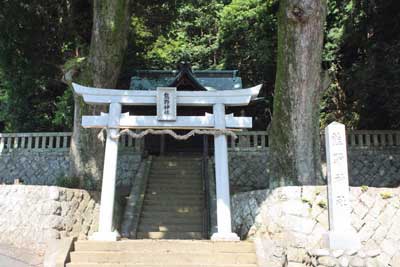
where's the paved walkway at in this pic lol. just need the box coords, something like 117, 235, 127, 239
0, 243, 42, 267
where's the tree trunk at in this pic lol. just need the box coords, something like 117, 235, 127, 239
69, 0, 131, 187
269, 0, 327, 187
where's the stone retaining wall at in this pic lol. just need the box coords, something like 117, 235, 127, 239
226, 147, 400, 192
0, 150, 70, 185
0, 185, 100, 252
228, 151, 269, 192
0, 149, 142, 188
232, 186, 400, 267
346, 147, 400, 187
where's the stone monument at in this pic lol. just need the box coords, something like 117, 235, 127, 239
324, 122, 360, 250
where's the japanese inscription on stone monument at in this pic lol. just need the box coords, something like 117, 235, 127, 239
324, 121, 360, 249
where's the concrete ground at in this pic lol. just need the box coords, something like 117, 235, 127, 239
0, 243, 43, 267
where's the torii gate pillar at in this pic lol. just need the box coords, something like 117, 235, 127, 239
211, 103, 240, 241
90, 102, 121, 241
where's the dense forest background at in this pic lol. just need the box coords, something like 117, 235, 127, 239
0, 0, 399, 132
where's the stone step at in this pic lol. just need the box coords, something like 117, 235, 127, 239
140, 211, 202, 220
149, 172, 201, 177
144, 191, 203, 197
151, 164, 201, 168
146, 182, 202, 188
147, 176, 202, 181
150, 166, 201, 171
142, 205, 203, 212
146, 186, 202, 191
150, 169, 202, 173
67, 264, 256, 267
138, 224, 203, 232
147, 181, 202, 186
139, 217, 203, 225
136, 231, 204, 240
70, 251, 256, 264
150, 167, 201, 171
144, 193, 204, 199
141, 209, 203, 215
74, 240, 255, 253
143, 199, 203, 206
134, 155, 207, 241
149, 170, 201, 174
145, 187, 203, 193
152, 158, 202, 162
142, 199, 203, 206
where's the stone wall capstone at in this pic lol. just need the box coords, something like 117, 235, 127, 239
0, 185, 100, 253
232, 186, 400, 267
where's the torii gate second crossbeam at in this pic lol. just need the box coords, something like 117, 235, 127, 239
72, 83, 261, 241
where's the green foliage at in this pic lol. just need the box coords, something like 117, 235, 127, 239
149, 0, 224, 69
0, 0, 91, 132
56, 176, 80, 189
361, 185, 369, 192
301, 197, 312, 208
317, 200, 327, 209
219, 0, 277, 87
380, 192, 393, 200
321, 0, 400, 130
52, 87, 74, 129
1, 0, 399, 131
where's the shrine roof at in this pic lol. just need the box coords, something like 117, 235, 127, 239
129, 69, 243, 91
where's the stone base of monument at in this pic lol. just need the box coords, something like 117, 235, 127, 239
89, 231, 120, 241
323, 231, 361, 250
211, 232, 240, 241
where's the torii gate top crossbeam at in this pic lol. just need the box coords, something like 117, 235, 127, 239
72, 83, 261, 107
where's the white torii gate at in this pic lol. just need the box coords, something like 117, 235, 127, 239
72, 82, 261, 241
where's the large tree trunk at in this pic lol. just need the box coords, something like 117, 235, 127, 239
269, 0, 327, 187
69, 0, 131, 187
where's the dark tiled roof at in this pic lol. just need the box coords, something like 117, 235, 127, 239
130, 69, 243, 91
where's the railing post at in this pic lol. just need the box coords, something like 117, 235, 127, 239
55, 135, 61, 148
41, 136, 46, 149
21, 136, 26, 149
388, 133, 394, 146
6, 137, 12, 151
0, 136, 4, 154
373, 134, 379, 146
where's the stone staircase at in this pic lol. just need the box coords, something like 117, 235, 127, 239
66, 240, 257, 267
136, 155, 205, 239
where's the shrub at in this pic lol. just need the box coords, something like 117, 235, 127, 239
56, 176, 80, 189
361, 185, 369, 192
